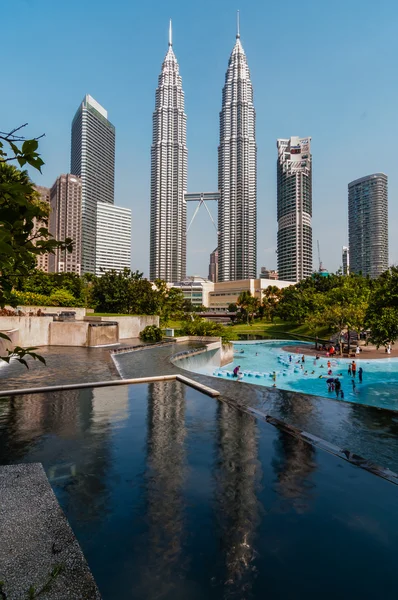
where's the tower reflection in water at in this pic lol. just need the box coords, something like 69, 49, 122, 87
272, 430, 316, 514
214, 402, 262, 597
142, 381, 187, 594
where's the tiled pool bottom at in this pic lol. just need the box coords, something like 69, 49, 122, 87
1, 381, 398, 599
192, 341, 398, 411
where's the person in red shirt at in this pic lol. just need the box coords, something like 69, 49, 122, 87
352, 361, 357, 378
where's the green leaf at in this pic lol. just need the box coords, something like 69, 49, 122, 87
22, 139, 39, 154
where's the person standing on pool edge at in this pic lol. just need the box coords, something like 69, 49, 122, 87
352, 361, 357, 378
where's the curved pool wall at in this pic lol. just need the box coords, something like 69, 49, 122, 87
176, 340, 398, 412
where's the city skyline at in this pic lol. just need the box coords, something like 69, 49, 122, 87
4, 0, 398, 277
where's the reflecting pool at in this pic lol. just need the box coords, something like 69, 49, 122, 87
188, 341, 398, 411
0, 381, 398, 599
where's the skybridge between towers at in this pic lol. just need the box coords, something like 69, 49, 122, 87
185, 191, 220, 234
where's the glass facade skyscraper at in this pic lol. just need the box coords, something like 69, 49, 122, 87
218, 24, 257, 282
348, 173, 388, 278
150, 22, 187, 282
71, 95, 115, 274
277, 136, 312, 282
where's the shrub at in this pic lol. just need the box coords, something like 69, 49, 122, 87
140, 325, 163, 343
10, 290, 56, 307
49, 288, 80, 307
180, 317, 232, 343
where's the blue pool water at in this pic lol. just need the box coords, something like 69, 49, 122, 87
190, 341, 398, 411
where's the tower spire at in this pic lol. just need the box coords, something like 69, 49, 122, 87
236, 10, 240, 38
169, 19, 172, 46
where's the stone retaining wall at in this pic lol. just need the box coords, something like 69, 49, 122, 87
84, 315, 159, 339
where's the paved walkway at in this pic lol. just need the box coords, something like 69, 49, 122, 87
0, 339, 143, 391
282, 344, 395, 360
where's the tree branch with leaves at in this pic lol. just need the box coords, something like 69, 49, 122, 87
0, 125, 73, 367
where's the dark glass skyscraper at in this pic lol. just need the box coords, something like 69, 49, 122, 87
277, 136, 312, 282
71, 95, 115, 274
348, 173, 388, 278
218, 21, 257, 282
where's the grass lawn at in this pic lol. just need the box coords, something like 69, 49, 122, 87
91, 313, 146, 317
231, 318, 330, 339
162, 317, 330, 340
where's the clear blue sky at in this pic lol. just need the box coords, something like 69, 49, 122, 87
2, 0, 398, 277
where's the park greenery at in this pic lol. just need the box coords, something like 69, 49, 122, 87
180, 315, 233, 343
139, 325, 163, 343
0, 125, 72, 365
232, 271, 398, 349
1, 125, 398, 356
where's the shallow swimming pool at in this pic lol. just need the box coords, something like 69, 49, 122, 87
187, 341, 398, 411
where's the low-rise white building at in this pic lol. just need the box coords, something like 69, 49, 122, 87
95, 203, 131, 276
208, 278, 293, 311
169, 277, 214, 307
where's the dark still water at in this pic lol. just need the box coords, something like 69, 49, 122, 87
0, 382, 397, 599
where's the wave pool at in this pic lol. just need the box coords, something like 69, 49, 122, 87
183, 341, 398, 411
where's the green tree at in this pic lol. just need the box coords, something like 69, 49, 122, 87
0, 126, 72, 366
91, 269, 159, 314
262, 285, 282, 322
236, 291, 260, 324
366, 267, 398, 347
153, 281, 185, 324
180, 316, 232, 343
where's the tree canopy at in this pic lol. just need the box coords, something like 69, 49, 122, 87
0, 126, 73, 366
365, 267, 398, 347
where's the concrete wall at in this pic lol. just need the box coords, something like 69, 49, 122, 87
88, 323, 118, 346
0, 329, 19, 355
0, 316, 52, 347
11, 306, 87, 319
85, 315, 159, 339
49, 322, 88, 346
0, 314, 157, 348
220, 343, 234, 366
49, 322, 119, 347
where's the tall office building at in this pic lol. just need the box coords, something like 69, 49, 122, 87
208, 248, 219, 283
218, 17, 257, 282
71, 94, 115, 274
277, 136, 312, 282
95, 203, 131, 276
150, 21, 187, 282
348, 173, 388, 278
49, 174, 82, 274
33, 185, 51, 272
342, 246, 349, 275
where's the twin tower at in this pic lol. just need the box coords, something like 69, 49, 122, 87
149, 19, 257, 283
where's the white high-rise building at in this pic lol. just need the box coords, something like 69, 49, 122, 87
71, 95, 115, 275
218, 16, 257, 282
150, 21, 187, 282
95, 203, 131, 276
277, 136, 312, 282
